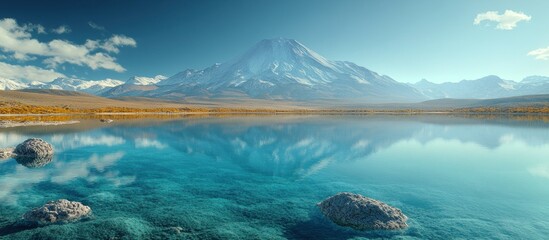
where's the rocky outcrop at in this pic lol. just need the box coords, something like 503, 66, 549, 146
0, 147, 14, 160
23, 199, 92, 225
13, 138, 54, 168
317, 192, 408, 230
14, 138, 54, 157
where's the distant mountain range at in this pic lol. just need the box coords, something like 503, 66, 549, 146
0, 77, 124, 94
104, 38, 425, 102
2, 38, 549, 103
0, 77, 28, 90
412, 75, 549, 99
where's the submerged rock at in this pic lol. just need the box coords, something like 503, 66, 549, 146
100, 119, 114, 123
317, 192, 408, 230
13, 138, 54, 168
0, 147, 14, 159
23, 199, 92, 225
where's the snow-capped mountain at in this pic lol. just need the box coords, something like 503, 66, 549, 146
0, 77, 28, 90
412, 76, 518, 99
4, 38, 549, 103
413, 75, 549, 99
125, 75, 167, 85
144, 38, 425, 102
521, 75, 549, 85
99, 75, 167, 97
30, 78, 124, 94
101, 84, 159, 97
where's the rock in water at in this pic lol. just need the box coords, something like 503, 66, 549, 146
0, 147, 14, 159
13, 138, 54, 168
23, 199, 92, 225
317, 192, 408, 230
14, 138, 54, 158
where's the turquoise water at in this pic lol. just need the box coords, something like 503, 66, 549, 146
1, 115, 549, 239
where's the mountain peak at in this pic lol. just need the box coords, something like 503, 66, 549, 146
0, 77, 29, 90
256, 38, 301, 48
522, 75, 549, 84
226, 38, 336, 75
480, 75, 503, 80
416, 78, 433, 85
126, 75, 167, 85
148, 38, 426, 102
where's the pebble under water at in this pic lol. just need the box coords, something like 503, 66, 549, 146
1, 115, 549, 239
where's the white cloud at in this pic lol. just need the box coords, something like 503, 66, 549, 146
474, 10, 531, 30
0, 18, 135, 73
24, 23, 46, 34
101, 35, 137, 53
12, 52, 36, 61
0, 61, 66, 82
52, 25, 71, 34
84, 35, 137, 54
88, 21, 106, 31
42, 39, 128, 72
528, 46, 549, 60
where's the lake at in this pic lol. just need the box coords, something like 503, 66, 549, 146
1, 115, 548, 239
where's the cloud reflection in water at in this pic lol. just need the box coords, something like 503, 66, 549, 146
0, 151, 133, 205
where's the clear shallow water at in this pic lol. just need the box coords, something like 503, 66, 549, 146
0, 115, 548, 239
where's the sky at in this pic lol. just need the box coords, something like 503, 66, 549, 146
1, 0, 549, 84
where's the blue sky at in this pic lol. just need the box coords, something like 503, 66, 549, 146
1, 0, 549, 83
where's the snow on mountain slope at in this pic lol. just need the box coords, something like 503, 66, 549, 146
0, 77, 29, 90
6, 38, 549, 102
412, 75, 519, 99
125, 75, 167, 85
521, 76, 549, 85
151, 38, 425, 102
412, 75, 549, 99
516, 76, 549, 95
31, 78, 124, 94
101, 84, 159, 97
99, 75, 168, 97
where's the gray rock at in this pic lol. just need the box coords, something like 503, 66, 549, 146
13, 138, 54, 168
14, 138, 54, 157
100, 119, 113, 123
317, 192, 408, 230
0, 147, 14, 159
23, 199, 92, 225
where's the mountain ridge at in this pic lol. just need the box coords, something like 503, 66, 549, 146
130, 38, 425, 102
413, 75, 549, 99
2, 38, 549, 103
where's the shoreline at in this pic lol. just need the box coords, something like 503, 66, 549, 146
1, 111, 549, 117
0, 120, 80, 128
